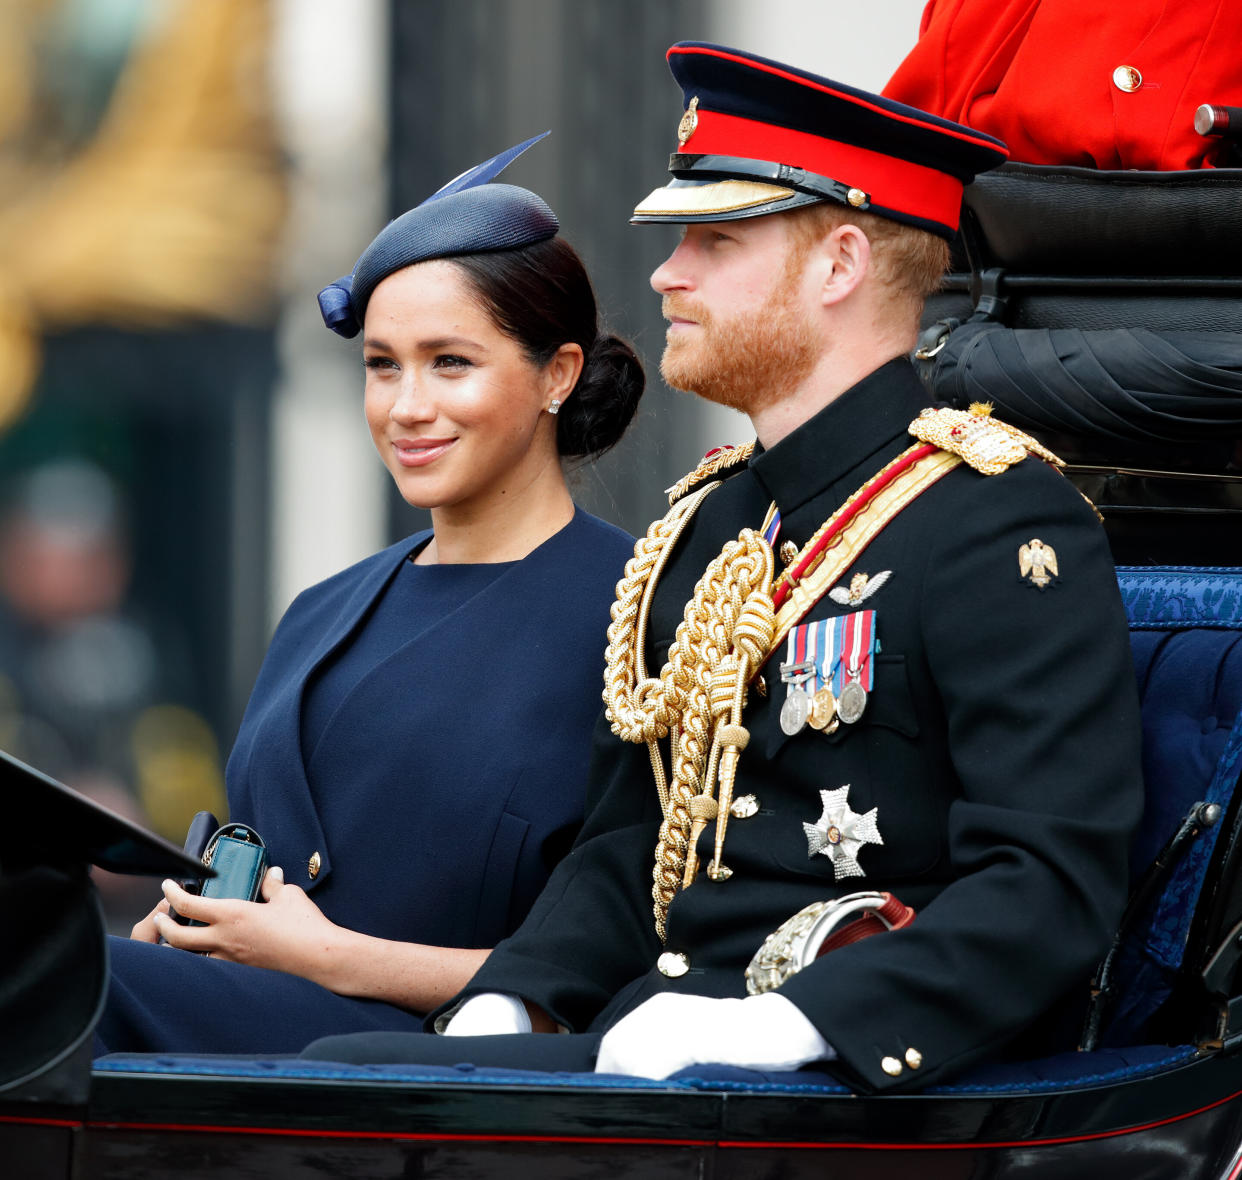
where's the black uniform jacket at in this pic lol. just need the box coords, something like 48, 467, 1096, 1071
457, 358, 1144, 1093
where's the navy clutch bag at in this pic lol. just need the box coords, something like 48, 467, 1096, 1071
190, 824, 268, 920
165, 813, 268, 933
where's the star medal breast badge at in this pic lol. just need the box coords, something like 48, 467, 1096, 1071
803, 785, 883, 880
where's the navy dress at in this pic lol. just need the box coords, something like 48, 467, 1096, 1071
96, 509, 633, 1054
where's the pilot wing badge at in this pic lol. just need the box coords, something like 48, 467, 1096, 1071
829, 570, 892, 607
1019, 538, 1059, 589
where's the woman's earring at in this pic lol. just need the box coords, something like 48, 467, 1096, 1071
547, 399, 562, 416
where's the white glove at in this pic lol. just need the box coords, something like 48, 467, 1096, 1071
441, 992, 532, 1036
594, 991, 834, 1079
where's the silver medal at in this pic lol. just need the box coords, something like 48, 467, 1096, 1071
778, 658, 815, 736
780, 687, 812, 735
837, 679, 868, 725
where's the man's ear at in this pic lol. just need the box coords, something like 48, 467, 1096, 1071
818, 223, 871, 308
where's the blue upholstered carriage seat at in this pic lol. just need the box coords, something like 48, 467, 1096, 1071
1102, 566, 1242, 1047
92, 567, 1242, 1097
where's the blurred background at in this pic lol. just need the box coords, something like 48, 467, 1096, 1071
0, 0, 923, 928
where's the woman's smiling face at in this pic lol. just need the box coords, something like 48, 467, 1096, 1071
361, 260, 561, 515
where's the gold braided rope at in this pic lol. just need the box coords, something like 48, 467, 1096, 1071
605, 506, 775, 941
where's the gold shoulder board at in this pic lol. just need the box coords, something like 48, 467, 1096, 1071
665, 441, 756, 505
909, 402, 1063, 475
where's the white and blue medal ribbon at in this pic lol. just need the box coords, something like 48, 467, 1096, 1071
780, 611, 879, 735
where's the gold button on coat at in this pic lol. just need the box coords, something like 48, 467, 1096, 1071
905, 1048, 923, 1070
308, 850, 322, 879
881, 1056, 904, 1077
1112, 65, 1142, 92
730, 794, 760, 819
657, 951, 690, 977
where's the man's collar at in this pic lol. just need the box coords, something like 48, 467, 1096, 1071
749, 357, 931, 514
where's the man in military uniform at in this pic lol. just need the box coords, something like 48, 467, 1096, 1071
306, 42, 1143, 1093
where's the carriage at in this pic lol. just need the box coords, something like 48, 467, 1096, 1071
3, 162, 1242, 1178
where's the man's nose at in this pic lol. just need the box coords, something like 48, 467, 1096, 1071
650, 239, 693, 295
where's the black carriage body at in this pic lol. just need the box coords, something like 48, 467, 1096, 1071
3, 1045, 1242, 1177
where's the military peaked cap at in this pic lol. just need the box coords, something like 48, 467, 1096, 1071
633, 42, 1008, 239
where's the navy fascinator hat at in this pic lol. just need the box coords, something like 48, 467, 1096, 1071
318, 132, 559, 338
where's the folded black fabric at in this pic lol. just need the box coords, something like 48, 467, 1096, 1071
922, 324, 1242, 443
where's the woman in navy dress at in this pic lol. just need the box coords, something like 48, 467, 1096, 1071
96, 137, 643, 1054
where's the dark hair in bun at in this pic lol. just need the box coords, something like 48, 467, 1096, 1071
450, 238, 644, 459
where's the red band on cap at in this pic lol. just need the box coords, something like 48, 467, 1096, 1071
670, 43, 1008, 158
682, 108, 965, 231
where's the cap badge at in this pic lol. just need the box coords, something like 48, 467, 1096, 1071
804, 785, 882, 880
678, 96, 700, 147
1019, 538, 1059, 589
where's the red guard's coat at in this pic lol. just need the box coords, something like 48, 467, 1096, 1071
883, 0, 1242, 171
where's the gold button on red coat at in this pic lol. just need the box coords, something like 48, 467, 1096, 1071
1112, 65, 1142, 93
308, 850, 322, 879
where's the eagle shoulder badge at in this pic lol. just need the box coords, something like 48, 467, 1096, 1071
1019, 538, 1059, 589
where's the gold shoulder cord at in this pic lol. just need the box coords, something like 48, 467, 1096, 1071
605, 407, 1052, 942
604, 478, 776, 942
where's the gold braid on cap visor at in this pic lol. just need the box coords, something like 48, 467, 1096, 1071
632, 177, 796, 218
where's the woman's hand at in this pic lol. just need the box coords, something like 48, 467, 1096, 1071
150, 867, 344, 982
150, 869, 491, 1011
130, 896, 172, 943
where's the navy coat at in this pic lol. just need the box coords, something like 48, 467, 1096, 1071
454, 360, 1144, 1092
97, 509, 634, 1054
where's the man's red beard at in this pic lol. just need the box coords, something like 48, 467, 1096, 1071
660, 275, 818, 415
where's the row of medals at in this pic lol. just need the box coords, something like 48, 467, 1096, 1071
779, 658, 867, 737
